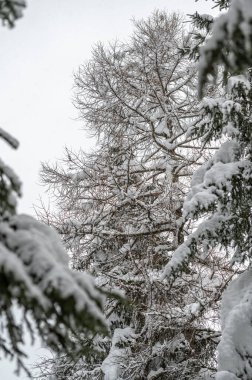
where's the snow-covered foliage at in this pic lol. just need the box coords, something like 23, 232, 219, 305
163, 77, 252, 379
198, 0, 252, 96
164, 74, 252, 277
164, 1, 252, 379
0, 0, 26, 27
0, 130, 107, 375
217, 270, 252, 380
38, 12, 229, 380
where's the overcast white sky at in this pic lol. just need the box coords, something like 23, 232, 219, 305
0, 0, 217, 378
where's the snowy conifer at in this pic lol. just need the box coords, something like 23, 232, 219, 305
0, 5, 108, 376
0, 135, 107, 376
164, 1, 252, 379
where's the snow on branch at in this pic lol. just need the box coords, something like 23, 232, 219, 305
0, 214, 107, 372
0, 127, 108, 374
198, 0, 252, 96
216, 270, 252, 380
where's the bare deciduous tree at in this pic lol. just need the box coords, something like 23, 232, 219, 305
38, 12, 232, 380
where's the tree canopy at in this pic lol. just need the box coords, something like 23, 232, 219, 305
38, 12, 231, 380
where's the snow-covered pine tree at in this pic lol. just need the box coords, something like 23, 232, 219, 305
38, 12, 231, 380
163, 1, 252, 379
0, 131, 107, 377
0, 10, 107, 375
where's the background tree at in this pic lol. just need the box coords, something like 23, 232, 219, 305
38, 12, 231, 380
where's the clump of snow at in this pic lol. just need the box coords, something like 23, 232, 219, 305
101, 327, 136, 380
199, 0, 252, 93
183, 140, 242, 218
162, 214, 228, 279
216, 371, 239, 380
0, 214, 107, 346
217, 270, 252, 379
228, 75, 250, 95
147, 368, 166, 379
